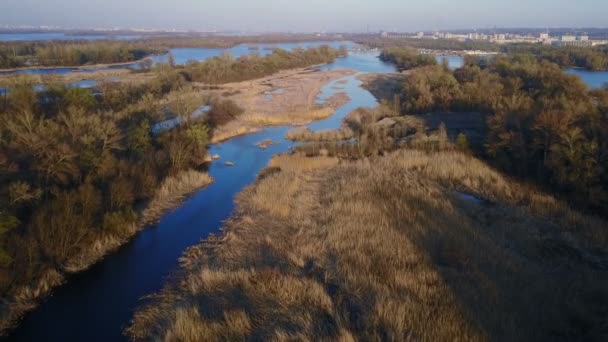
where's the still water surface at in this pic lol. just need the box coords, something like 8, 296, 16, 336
566, 68, 608, 89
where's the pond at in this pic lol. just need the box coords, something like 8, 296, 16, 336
566, 68, 608, 89
436, 55, 465, 70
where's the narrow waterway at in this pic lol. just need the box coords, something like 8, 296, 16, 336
4, 47, 607, 341
5, 51, 395, 341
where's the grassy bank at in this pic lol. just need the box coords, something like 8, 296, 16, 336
128, 146, 607, 341
141, 170, 213, 225
359, 55, 608, 214
0, 168, 213, 334
0, 46, 349, 335
208, 69, 353, 143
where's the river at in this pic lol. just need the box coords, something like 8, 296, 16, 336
3, 46, 608, 341
5, 50, 394, 342
0, 41, 355, 76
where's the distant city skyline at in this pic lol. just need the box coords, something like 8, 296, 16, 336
1, 0, 606, 33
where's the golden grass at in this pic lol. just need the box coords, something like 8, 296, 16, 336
211, 108, 339, 143
208, 69, 353, 142
285, 126, 354, 142
141, 169, 213, 225
128, 149, 607, 341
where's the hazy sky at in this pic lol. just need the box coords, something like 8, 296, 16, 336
1, 0, 606, 32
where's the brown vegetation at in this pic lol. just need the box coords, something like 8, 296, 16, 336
379, 46, 437, 70
357, 72, 405, 107
362, 55, 608, 214
0, 35, 346, 70
0, 40, 165, 69
285, 126, 354, 142
0, 45, 353, 333
141, 170, 213, 225
209, 68, 354, 143
0, 67, 214, 333
184, 46, 344, 84
352, 34, 608, 70
128, 146, 608, 341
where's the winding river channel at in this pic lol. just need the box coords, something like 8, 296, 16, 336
5, 48, 395, 341
3, 40, 607, 340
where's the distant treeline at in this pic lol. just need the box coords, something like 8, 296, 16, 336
354, 35, 608, 70
0, 35, 345, 69
181, 45, 345, 84
0, 40, 166, 69
395, 55, 608, 211
144, 34, 344, 48
379, 47, 437, 70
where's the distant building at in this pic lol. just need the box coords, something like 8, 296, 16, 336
380, 31, 409, 39
561, 35, 576, 42
552, 34, 592, 47
539, 33, 550, 40
416, 32, 424, 38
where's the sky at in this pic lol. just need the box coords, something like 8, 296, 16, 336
1, 0, 606, 32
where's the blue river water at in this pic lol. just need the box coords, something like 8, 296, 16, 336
566, 68, 608, 89
4, 50, 395, 342
436, 55, 465, 70
2, 42, 606, 91
0, 41, 355, 76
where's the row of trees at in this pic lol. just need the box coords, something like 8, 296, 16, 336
183, 46, 345, 84
397, 56, 608, 212
379, 47, 437, 71
0, 36, 348, 70
359, 35, 608, 70
0, 40, 165, 69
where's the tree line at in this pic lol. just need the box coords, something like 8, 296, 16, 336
182, 45, 345, 84
379, 47, 437, 71
0, 41, 166, 69
393, 55, 608, 212
0, 35, 347, 70
355, 35, 608, 70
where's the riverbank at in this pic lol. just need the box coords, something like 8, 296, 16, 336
0, 62, 355, 337
128, 145, 608, 341
0, 56, 156, 73
207, 67, 356, 143
0, 169, 213, 335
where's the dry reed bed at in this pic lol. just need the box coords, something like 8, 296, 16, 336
210, 68, 354, 143
128, 150, 608, 341
141, 169, 214, 225
285, 126, 354, 142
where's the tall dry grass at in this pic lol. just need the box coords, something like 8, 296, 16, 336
285, 126, 354, 142
209, 70, 351, 143
128, 150, 608, 341
141, 170, 213, 225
